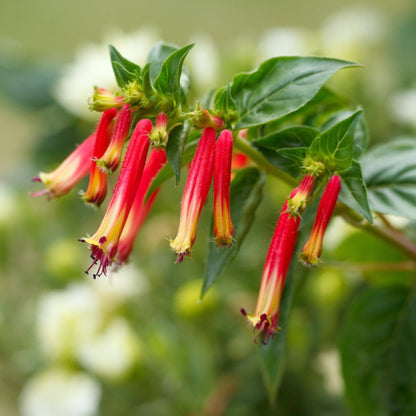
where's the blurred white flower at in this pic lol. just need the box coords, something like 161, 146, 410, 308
258, 27, 316, 60
90, 263, 148, 309
77, 318, 141, 381
187, 34, 220, 92
390, 88, 416, 127
20, 367, 101, 416
320, 6, 385, 61
314, 349, 344, 395
54, 28, 158, 120
36, 284, 101, 361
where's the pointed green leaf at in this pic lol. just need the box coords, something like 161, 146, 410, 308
153, 44, 194, 101
309, 110, 361, 172
320, 109, 369, 158
201, 168, 265, 296
339, 161, 373, 223
147, 42, 178, 82
166, 121, 191, 185
230, 57, 358, 128
339, 285, 416, 416
109, 45, 142, 87
362, 138, 416, 219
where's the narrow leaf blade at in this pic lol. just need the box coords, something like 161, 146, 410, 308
202, 168, 265, 296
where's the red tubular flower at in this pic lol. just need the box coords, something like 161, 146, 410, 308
192, 108, 224, 130
241, 175, 316, 343
80, 119, 152, 277
96, 104, 132, 173
213, 129, 234, 246
31, 133, 96, 199
80, 108, 118, 206
300, 174, 341, 266
170, 127, 216, 263
116, 148, 167, 264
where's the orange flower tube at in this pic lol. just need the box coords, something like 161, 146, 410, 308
301, 175, 341, 266
242, 174, 315, 343
80, 119, 152, 277
81, 108, 118, 206
31, 133, 96, 199
170, 127, 216, 263
213, 129, 234, 246
116, 148, 167, 264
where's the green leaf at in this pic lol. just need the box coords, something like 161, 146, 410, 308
166, 121, 191, 185
253, 126, 318, 177
258, 253, 309, 403
153, 44, 194, 101
339, 285, 416, 416
362, 138, 416, 219
201, 168, 265, 296
339, 161, 373, 223
320, 109, 369, 158
109, 45, 142, 88
147, 42, 178, 82
230, 57, 358, 128
309, 110, 362, 172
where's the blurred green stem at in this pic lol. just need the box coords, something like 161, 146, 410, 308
342, 210, 416, 262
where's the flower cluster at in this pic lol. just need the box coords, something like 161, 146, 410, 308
31, 42, 346, 346
242, 174, 341, 343
32, 97, 238, 277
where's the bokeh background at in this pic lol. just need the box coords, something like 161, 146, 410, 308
1, 0, 416, 415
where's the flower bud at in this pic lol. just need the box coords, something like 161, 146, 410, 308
213, 129, 234, 246
89, 87, 124, 112
170, 127, 216, 262
80, 108, 118, 207
300, 175, 341, 266
96, 104, 132, 173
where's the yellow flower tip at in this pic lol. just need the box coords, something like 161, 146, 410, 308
299, 251, 319, 267
241, 309, 277, 344
169, 238, 192, 263
214, 235, 235, 248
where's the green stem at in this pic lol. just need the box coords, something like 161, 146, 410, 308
233, 134, 297, 186
341, 211, 416, 262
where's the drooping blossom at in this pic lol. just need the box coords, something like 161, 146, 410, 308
170, 127, 216, 262
80, 108, 118, 206
80, 119, 152, 277
31, 133, 96, 199
116, 148, 167, 264
96, 104, 132, 173
300, 175, 341, 266
213, 129, 234, 246
242, 174, 315, 343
